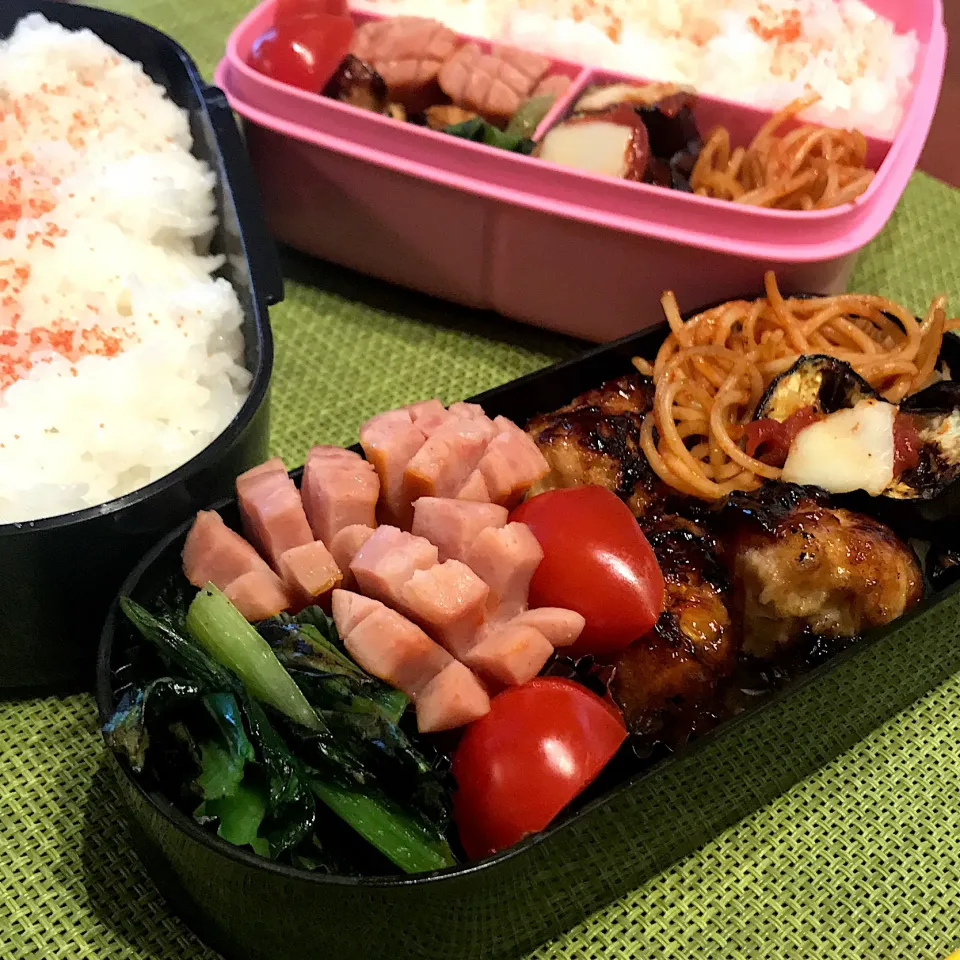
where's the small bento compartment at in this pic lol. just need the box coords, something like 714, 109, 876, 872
241, 4, 589, 157
534, 68, 892, 210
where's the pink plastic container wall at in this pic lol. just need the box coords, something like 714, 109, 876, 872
216, 0, 946, 342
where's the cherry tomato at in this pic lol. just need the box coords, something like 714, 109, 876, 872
274, 0, 348, 22
247, 14, 354, 92
452, 678, 626, 859
510, 486, 665, 658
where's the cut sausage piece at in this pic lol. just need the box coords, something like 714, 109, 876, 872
306, 445, 362, 464
447, 401, 487, 420
277, 540, 342, 606
438, 43, 550, 126
359, 408, 426, 529
461, 622, 553, 686
415, 660, 491, 733
182, 509, 273, 589
350, 17, 461, 112
236, 468, 314, 570
301, 447, 379, 545
350, 525, 439, 604
476, 416, 550, 508
456, 469, 491, 503
411, 497, 508, 563
401, 560, 490, 657
235, 457, 287, 499
402, 416, 497, 507
224, 570, 292, 622
331, 588, 381, 637
329, 524, 376, 590
341, 599, 452, 698
508, 607, 585, 648
464, 522, 543, 620
406, 398, 454, 437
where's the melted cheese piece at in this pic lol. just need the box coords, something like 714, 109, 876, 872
781, 399, 896, 495
537, 122, 633, 178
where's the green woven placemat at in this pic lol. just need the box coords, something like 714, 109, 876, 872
4, 4, 960, 957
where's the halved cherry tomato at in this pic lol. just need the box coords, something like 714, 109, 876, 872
452, 678, 626, 859
510, 486, 665, 658
247, 14, 354, 92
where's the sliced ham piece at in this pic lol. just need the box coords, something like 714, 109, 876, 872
461, 621, 553, 686
508, 607, 585, 648
405, 398, 454, 437
455, 469, 492, 503
329, 524, 376, 590
236, 462, 313, 569
182, 509, 273, 590
338, 594, 452, 697
359, 408, 426, 528
415, 660, 491, 733
235, 457, 287, 499
350, 525, 439, 604
406, 399, 446, 421
277, 540, 342, 606
306, 445, 362, 465
464, 522, 544, 620
447, 401, 487, 420
400, 560, 490, 657
476, 417, 550, 508
403, 416, 497, 507
332, 589, 489, 731
411, 497, 508, 563
301, 447, 379, 546
224, 570, 291, 622
331, 588, 381, 637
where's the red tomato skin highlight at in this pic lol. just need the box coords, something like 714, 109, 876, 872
510, 486, 665, 658
893, 413, 921, 475
274, 0, 349, 22
452, 678, 626, 859
247, 15, 354, 92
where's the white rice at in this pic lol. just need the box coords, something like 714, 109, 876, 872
352, 0, 920, 137
0, 14, 251, 524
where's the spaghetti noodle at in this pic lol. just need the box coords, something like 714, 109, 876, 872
690, 94, 875, 210
632, 273, 959, 500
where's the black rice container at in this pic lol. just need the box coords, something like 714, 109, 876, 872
96, 320, 960, 960
0, 2, 283, 691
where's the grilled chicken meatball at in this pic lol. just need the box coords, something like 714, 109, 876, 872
525, 374, 675, 519
716, 484, 924, 658
612, 528, 737, 744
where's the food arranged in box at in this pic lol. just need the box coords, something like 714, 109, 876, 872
215, 0, 945, 339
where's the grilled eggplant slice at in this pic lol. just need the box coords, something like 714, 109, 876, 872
928, 541, 960, 592
756, 355, 879, 423
874, 380, 960, 529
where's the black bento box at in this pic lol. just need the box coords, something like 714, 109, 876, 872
96, 318, 960, 960
0, 2, 283, 691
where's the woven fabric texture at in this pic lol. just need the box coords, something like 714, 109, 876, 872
3, 2, 960, 957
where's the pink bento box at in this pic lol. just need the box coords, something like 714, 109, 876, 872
216, 0, 946, 342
